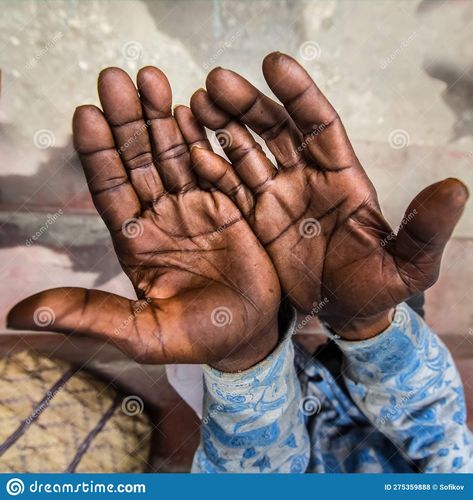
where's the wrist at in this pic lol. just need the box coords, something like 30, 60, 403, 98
195, 305, 308, 473
210, 316, 280, 372
322, 308, 393, 341
209, 299, 294, 372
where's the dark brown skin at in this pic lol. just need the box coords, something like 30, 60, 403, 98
7, 67, 280, 372
185, 52, 469, 339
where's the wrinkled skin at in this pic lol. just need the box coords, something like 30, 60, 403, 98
7, 67, 280, 372
7, 52, 469, 358
185, 52, 468, 339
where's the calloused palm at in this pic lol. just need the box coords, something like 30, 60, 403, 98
7, 66, 280, 371
182, 52, 468, 339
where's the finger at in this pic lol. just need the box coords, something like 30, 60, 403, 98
393, 178, 468, 291
262, 52, 357, 171
190, 146, 254, 217
205, 68, 304, 169
6, 288, 152, 358
190, 91, 276, 192
137, 66, 196, 192
73, 105, 140, 231
173, 104, 211, 150
97, 67, 165, 205
173, 104, 214, 190
6, 286, 247, 365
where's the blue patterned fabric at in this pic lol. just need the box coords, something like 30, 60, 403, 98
192, 304, 473, 473
192, 313, 310, 473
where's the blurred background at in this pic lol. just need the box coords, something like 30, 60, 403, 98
0, 0, 472, 472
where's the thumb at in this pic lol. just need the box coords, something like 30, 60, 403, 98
7, 287, 142, 345
393, 178, 468, 290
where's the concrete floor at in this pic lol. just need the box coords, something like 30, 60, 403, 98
1, 0, 473, 470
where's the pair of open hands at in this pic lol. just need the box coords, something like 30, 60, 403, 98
8, 52, 468, 372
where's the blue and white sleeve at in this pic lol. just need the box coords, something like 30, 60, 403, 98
191, 318, 310, 473
333, 303, 473, 472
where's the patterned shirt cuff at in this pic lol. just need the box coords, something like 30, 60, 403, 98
324, 303, 423, 383
192, 307, 310, 473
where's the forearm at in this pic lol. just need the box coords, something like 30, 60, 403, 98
332, 303, 473, 472
192, 309, 310, 473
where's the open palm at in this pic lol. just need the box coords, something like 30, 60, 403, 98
184, 52, 468, 338
7, 66, 280, 371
